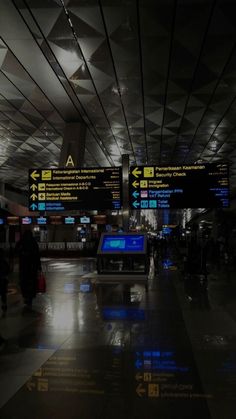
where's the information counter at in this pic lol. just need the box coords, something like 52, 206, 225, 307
97, 233, 148, 274
96, 233, 149, 292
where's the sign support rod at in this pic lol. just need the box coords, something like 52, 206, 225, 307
59, 122, 86, 167
122, 154, 130, 232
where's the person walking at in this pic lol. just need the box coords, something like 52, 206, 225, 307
15, 230, 41, 311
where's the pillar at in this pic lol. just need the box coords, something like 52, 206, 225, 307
59, 122, 86, 167
0, 182, 5, 196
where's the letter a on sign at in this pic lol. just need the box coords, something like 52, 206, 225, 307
65, 155, 75, 167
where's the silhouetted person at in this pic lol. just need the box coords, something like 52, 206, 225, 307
15, 230, 41, 310
8, 243, 14, 273
0, 248, 10, 316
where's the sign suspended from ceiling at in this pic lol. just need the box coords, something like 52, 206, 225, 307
29, 167, 122, 211
129, 163, 229, 209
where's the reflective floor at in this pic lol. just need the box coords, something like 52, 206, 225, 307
0, 257, 236, 418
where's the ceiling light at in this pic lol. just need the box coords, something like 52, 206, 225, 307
210, 141, 217, 150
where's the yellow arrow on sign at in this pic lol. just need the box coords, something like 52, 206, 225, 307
26, 380, 36, 392
30, 184, 37, 191
30, 193, 37, 201
135, 373, 143, 381
132, 167, 142, 178
30, 170, 40, 181
132, 180, 139, 188
136, 383, 146, 397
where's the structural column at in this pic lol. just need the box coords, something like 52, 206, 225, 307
59, 122, 86, 167
0, 182, 5, 196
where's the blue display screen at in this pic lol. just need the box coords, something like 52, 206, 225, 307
101, 234, 145, 252
0, 218, 5, 225
36, 217, 47, 225
64, 216, 75, 225
22, 217, 32, 225
102, 308, 145, 321
80, 216, 90, 224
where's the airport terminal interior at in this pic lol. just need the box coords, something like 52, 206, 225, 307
1, 1, 236, 418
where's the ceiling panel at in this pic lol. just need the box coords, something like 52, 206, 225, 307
0, 0, 234, 200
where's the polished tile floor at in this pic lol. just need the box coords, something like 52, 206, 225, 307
0, 256, 236, 418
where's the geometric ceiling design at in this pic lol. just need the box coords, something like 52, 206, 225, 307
0, 0, 236, 195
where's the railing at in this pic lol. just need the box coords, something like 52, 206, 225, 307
0, 242, 95, 252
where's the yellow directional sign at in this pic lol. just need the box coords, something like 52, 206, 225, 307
132, 167, 142, 178
30, 193, 37, 201
30, 184, 37, 191
130, 163, 229, 210
30, 170, 40, 181
140, 180, 148, 188
38, 183, 45, 191
136, 383, 146, 397
132, 180, 139, 188
144, 167, 154, 177
29, 167, 122, 211
42, 170, 52, 181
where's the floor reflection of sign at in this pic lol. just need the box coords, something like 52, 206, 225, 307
148, 383, 159, 397
136, 383, 146, 397
102, 308, 145, 321
27, 380, 36, 391
37, 379, 49, 392
34, 368, 42, 377
144, 372, 152, 381
162, 259, 177, 271
134, 349, 212, 399
26, 349, 122, 396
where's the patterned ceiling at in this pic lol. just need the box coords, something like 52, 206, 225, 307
0, 0, 236, 196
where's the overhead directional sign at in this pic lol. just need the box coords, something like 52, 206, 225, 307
29, 167, 122, 211
129, 163, 229, 209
